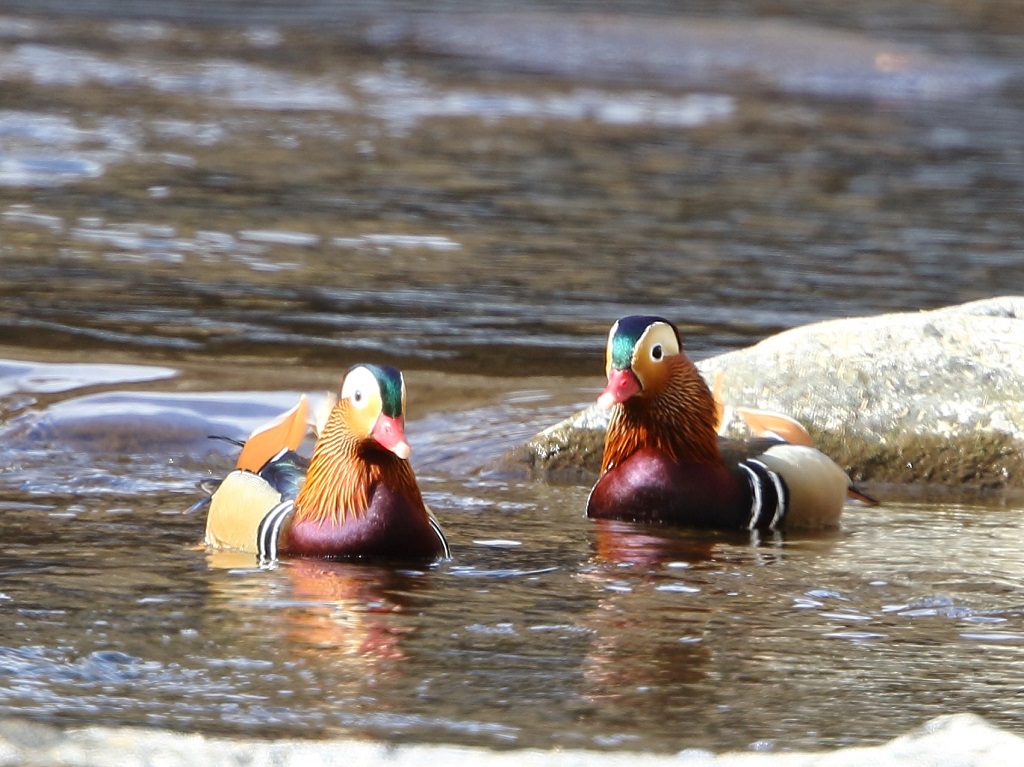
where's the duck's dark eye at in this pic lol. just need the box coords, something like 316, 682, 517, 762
651, 344, 663, 361
353, 389, 363, 404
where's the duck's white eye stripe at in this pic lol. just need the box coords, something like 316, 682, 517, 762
350, 385, 372, 409
340, 366, 381, 410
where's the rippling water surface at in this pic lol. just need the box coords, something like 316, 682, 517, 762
1, 0, 1024, 754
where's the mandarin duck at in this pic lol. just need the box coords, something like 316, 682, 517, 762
202, 364, 449, 563
586, 315, 866, 530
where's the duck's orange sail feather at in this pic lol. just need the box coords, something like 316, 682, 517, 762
734, 406, 815, 447
235, 395, 311, 472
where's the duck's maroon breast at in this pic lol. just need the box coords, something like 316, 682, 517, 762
284, 483, 443, 561
586, 447, 753, 528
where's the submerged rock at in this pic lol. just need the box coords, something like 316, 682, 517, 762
0, 712, 1018, 766
505, 297, 1024, 495
372, 14, 1012, 101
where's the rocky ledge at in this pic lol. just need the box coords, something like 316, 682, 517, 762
503, 297, 1024, 496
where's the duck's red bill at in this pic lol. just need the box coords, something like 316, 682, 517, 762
597, 368, 642, 409
372, 414, 412, 459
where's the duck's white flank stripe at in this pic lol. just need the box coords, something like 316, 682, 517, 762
256, 499, 294, 564
429, 514, 451, 559
739, 462, 763, 530
750, 459, 788, 530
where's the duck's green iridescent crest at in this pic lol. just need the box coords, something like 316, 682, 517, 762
361, 363, 404, 417
609, 315, 671, 369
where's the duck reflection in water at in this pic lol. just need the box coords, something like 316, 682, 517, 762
579, 521, 716, 711
590, 518, 719, 567
206, 551, 430, 676
578, 519, 840, 728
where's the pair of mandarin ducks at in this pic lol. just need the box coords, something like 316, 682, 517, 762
197, 316, 875, 564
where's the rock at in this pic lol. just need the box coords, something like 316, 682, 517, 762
0, 713, 1019, 766
501, 398, 610, 482
504, 297, 1024, 495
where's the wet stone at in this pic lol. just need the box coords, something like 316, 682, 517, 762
0, 713, 1019, 766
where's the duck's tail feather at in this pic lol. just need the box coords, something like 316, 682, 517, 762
847, 484, 880, 506
209, 435, 246, 448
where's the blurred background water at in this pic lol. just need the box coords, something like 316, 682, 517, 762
1, 0, 1023, 755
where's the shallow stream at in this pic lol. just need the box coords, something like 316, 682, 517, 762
1, 1, 1023, 754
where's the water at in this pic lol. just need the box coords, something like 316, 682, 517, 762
3, 424, 1024, 752
1, 0, 1024, 755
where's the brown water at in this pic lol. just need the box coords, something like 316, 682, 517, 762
1, 1, 1024, 754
